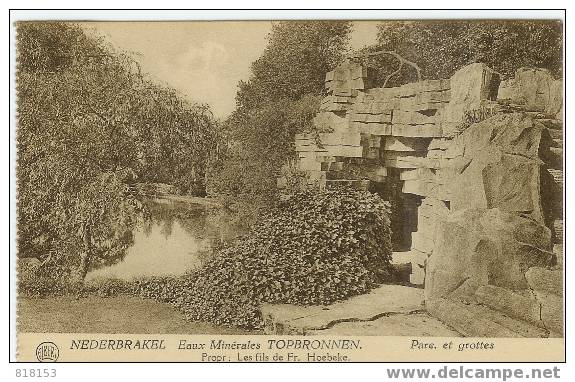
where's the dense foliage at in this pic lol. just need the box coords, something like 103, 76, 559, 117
136, 188, 392, 328
207, 22, 352, 224
363, 20, 563, 87
17, 22, 218, 290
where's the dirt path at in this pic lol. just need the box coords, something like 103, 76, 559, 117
261, 284, 461, 336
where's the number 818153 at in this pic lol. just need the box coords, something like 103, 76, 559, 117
15, 369, 56, 378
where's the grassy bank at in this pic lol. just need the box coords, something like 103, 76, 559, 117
17, 296, 256, 334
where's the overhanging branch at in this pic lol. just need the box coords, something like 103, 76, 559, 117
348, 50, 422, 85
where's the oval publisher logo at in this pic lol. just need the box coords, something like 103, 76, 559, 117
36, 342, 59, 362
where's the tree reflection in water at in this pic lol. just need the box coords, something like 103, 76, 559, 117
86, 198, 244, 280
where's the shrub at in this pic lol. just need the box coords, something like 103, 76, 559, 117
142, 188, 393, 329
17, 257, 75, 297
130, 277, 182, 302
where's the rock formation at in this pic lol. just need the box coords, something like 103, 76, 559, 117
279, 59, 563, 337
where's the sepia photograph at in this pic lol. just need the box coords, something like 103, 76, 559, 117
11, 12, 565, 363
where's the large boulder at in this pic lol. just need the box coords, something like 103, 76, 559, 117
525, 267, 563, 296
498, 68, 563, 117
445, 113, 550, 223
440, 63, 501, 136
426, 297, 548, 338
483, 154, 543, 216
475, 285, 542, 327
425, 208, 555, 302
453, 113, 543, 159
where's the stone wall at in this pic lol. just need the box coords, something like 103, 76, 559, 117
283, 60, 563, 337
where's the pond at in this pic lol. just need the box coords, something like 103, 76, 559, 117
86, 198, 244, 281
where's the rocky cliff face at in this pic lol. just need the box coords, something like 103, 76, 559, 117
283, 60, 563, 337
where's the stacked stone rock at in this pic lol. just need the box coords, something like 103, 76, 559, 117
295, 60, 382, 191
295, 61, 456, 285
289, 61, 563, 338
295, 63, 499, 285
294, 61, 451, 193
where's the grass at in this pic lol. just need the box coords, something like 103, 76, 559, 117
17, 296, 256, 334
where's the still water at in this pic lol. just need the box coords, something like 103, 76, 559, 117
86, 198, 243, 281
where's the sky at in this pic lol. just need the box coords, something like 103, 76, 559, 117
83, 21, 379, 119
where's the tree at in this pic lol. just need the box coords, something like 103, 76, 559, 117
207, 21, 352, 222
129, 85, 218, 195
363, 20, 562, 87
17, 22, 218, 291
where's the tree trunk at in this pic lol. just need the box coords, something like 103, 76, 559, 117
78, 251, 90, 281
74, 223, 92, 286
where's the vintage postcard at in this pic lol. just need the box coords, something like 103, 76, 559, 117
12, 13, 565, 363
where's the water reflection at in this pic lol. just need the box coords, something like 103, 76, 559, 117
86, 198, 242, 281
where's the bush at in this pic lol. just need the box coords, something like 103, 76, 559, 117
18, 258, 75, 297
137, 188, 393, 329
